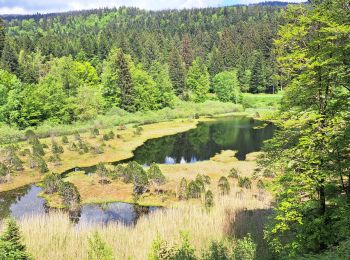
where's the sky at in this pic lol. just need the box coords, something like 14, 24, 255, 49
0, 0, 304, 15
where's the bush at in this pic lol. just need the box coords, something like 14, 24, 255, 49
30, 138, 45, 156
133, 126, 143, 136
257, 180, 265, 190
0, 218, 31, 260
96, 162, 108, 178
59, 182, 81, 209
51, 140, 64, 154
91, 128, 100, 137
87, 232, 114, 260
61, 135, 69, 144
178, 177, 188, 200
43, 172, 64, 194
238, 177, 252, 189
148, 163, 166, 185
218, 176, 230, 195
234, 234, 256, 260
187, 180, 202, 199
204, 190, 214, 211
228, 168, 239, 179
202, 240, 232, 260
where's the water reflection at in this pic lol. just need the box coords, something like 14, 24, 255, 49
0, 185, 159, 225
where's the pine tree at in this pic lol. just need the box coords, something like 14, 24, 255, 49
169, 47, 187, 99
0, 218, 31, 259
249, 51, 266, 93
204, 190, 214, 211
218, 176, 230, 195
181, 35, 194, 69
1, 37, 18, 74
0, 18, 5, 56
117, 51, 136, 112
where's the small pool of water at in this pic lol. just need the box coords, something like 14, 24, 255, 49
0, 185, 159, 225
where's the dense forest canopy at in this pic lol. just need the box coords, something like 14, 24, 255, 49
0, 4, 286, 128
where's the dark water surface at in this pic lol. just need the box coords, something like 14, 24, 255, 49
0, 116, 274, 224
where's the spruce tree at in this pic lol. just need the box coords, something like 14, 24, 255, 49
249, 51, 266, 93
169, 47, 186, 99
117, 51, 135, 112
186, 57, 210, 102
0, 218, 31, 260
0, 18, 5, 56
178, 177, 188, 200
1, 37, 18, 74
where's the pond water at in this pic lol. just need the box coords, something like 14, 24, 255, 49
0, 116, 274, 224
0, 184, 159, 225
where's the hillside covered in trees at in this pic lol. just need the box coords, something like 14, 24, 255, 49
0, 4, 284, 128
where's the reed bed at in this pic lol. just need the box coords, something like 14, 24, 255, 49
16, 188, 271, 260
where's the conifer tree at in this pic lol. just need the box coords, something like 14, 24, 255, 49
0, 218, 31, 259
178, 177, 188, 200
169, 47, 187, 99
249, 51, 266, 93
0, 18, 5, 56
1, 37, 18, 74
117, 51, 136, 112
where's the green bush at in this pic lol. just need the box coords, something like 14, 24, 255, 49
148, 163, 166, 185
51, 140, 64, 154
87, 232, 114, 260
238, 177, 252, 189
43, 172, 64, 194
178, 177, 188, 200
59, 182, 81, 209
202, 240, 232, 260
218, 176, 230, 195
204, 190, 214, 211
228, 168, 239, 179
234, 234, 256, 260
61, 135, 69, 144
187, 180, 202, 199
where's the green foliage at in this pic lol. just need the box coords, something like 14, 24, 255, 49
218, 176, 230, 195
0, 218, 31, 260
228, 168, 239, 179
213, 70, 241, 103
186, 58, 210, 102
234, 234, 256, 260
187, 180, 202, 199
178, 177, 188, 200
238, 177, 252, 189
204, 190, 214, 211
61, 135, 69, 144
262, 0, 350, 257
169, 47, 187, 99
148, 163, 166, 185
42, 172, 64, 194
51, 139, 64, 154
87, 232, 114, 260
59, 182, 81, 209
202, 240, 232, 260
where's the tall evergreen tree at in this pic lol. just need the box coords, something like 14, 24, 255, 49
181, 35, 194, 70
1, 37, 18, 74
0, 218, 31, 259
117, 51, 136, 112
249, 51, 266, 93
169, 47, 187, 99
0, 18, 5, 56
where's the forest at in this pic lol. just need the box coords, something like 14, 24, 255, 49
0, 0, 349, 259
0, 4, 282, 129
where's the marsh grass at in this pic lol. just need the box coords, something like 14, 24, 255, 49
13, 188, 271, 260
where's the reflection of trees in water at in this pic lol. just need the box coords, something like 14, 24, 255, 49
133, 135, 177, 164
131, 117, 276, 164
133, 204, 150, 225
0, 185, 31, 219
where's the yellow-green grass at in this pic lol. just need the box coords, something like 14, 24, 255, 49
62, 150, 265, 207
15, 184, 272, 260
